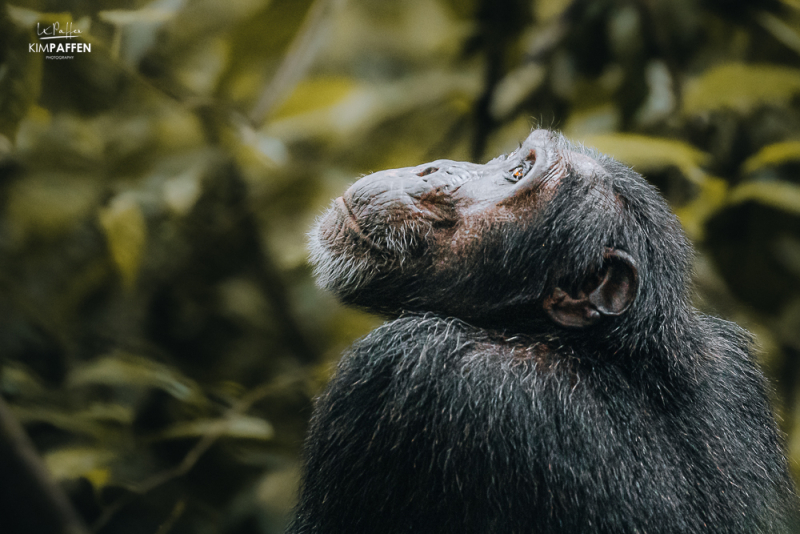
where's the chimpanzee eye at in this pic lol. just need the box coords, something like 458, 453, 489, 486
507, 164, 527, 182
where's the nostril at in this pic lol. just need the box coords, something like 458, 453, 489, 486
527, 149, 536, 163
417, 167, 439, 177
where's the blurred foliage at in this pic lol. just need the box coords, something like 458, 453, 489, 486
1, 0, 800, 532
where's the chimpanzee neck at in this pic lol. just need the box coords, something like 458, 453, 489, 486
417, 302, 700, 371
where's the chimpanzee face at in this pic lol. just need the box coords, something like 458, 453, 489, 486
310, 130, 688, 331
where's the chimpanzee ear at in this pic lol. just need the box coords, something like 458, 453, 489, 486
543, 249, 639, 328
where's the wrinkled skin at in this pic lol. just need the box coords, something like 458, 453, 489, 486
310, 130, 658, 335
294, 130, 799, 534
311, 130, 570, 320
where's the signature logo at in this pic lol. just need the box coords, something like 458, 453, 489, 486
28, 21, 91, 58
36, 22, 82, 40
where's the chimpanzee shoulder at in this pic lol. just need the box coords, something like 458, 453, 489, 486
290, 313, 796, 533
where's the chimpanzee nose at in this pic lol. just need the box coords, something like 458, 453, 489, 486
343, 161, 480, 220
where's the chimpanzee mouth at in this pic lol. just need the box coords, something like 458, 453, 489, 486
319, 197, 382, 251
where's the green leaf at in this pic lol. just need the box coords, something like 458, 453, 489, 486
265, 69, 481, 142
490, 64, 546, 120
163, 165, 203, 216
273, 76, 358, 119
534, 0, 572, 22
7, 172, 101, 243
727, 180, 800, 216
98, 193, 147, 290
0, 363, 45, 398
742, 140, 800, 175
757, 12, 800, 58
70, 353, 203, 403
563, 105, 621, 138
12, 406, 108, 438
98, 8, 178, 25
580, 133, 709, 183
154, 414, 274, 441
44, 447, 114, 487
674, 176, 728, 241
684, 63, 800, 115
11, 404, 131, 440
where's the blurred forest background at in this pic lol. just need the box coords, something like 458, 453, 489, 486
1, 0, 800, 532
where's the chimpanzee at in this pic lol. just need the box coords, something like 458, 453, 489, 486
290, 129, 798, 533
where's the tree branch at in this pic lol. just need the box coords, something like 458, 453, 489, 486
0, 396, 90, 534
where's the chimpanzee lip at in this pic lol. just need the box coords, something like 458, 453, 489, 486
328, 196, 382, 251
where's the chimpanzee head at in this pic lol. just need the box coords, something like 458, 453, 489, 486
310, 130, 692, 342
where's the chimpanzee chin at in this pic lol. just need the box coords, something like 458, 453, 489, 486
293, 129, 799, 534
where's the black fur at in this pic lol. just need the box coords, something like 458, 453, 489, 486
291, 130, 798, 533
